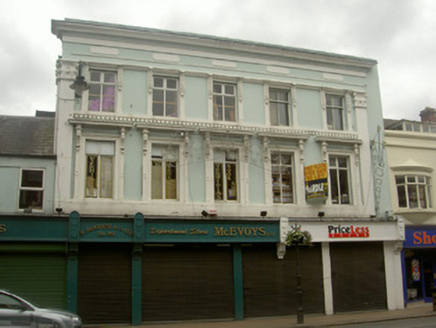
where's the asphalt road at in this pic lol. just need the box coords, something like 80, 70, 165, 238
339, 316, 436, 328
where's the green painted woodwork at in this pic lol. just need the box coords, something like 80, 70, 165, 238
232, 244, 244, 320
0, 251, 67, 309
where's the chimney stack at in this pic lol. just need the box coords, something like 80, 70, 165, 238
419, 107, 436, 123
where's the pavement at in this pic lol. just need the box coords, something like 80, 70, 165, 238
94, 302, 436, 328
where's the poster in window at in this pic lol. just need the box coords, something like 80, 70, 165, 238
305, 163, 328, 203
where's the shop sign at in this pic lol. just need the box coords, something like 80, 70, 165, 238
0, 224, 6, 233
328, 224, 370, 238
145, 220, 279, 243
79, 222, 133, 241
305, 163, 328, 202
405, 227, 436, 247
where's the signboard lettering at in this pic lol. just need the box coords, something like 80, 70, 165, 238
328, 225, 369, 238
0, 224, 7, 233
80, 224, 133, 237
305, 163, 328, 201
413, 231, 436, 245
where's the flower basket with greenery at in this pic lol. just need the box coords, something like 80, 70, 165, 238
285, 229, 312, 247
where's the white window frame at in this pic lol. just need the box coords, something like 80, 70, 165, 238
270, 152, 295, 204
325, 93, 345, 131
84, 140, 115, 199
212, 81, 237, 122
151, 143, 180, 201
18, 168, 45, 211
152, 76, 179, 118
213, 148, 240, 202
395, 174, 432, 210
269, 88, 291, 126
86, 69, 118, 113
328, 154, 353, 205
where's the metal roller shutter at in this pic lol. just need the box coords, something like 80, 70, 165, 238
0, 244, 67, 309
330, 242, 387, 312
142, 244, 234, 322
242, 243, 324, 318
77, 243, 132, 325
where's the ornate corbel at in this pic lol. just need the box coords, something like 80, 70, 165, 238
277, 243, 286, 260
299, 139, 305, 164
205, 132, 211, 160
142, 129, 149, 156
120, 128, 126, 154
345, 91, 353, 114
75, 124, 82, 152
322, 141, 328, 162
244, 135, 249, 162
354, 143, 360, 166
394, 241, 403, 255
353, 92, 367, 110
183, 132, 189, 158
263, 137, 270, 163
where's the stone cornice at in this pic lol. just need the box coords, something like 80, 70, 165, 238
69, 113, 362, 143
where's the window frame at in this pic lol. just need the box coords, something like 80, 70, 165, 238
213, 148, 239, 202
87, 69, 118, 113
269, 88, 291, 126
151, 143, 179, 201
18, 168, 45, 211
213, 81, 237, 122
152, 76, 179, 118
84, 140, 115, 199
395, 174, 432, 210
328, 155, 352, 205
270, 152, 295, 204
325, 93, 345, 131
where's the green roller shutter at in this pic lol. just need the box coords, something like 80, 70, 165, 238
0, 244, 67, 309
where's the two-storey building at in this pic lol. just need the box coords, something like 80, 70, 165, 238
0, 18, 404, 326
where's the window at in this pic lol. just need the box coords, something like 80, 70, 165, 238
214, 149, 238, 201
396, 175, 432, 209
271, 153, 294, 203
326, 94, 344, 130
19, 169, 44, 210
269, 89, 290, 126
329, 156, 351, 204
88, 70, 116, 112
153, 76, 178, 117
213, 82, 236, 122
152, 145, 178, 200
85, 141, 114, 198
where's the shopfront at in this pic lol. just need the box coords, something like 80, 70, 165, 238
284, 219, 405, 314
0, 213, 282, 325
403, 226, 436, 304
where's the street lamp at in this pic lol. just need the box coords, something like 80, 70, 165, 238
286, 228, 312, 325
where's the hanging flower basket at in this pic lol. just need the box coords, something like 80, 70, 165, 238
286, 229, 312, 247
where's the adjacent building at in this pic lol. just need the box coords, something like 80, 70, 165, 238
385, 107, 436, 304
0, 18, 404, 325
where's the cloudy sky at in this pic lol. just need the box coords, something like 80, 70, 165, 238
0, 0, 434, 120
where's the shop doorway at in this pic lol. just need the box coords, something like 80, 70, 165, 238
404, 249, 436, 303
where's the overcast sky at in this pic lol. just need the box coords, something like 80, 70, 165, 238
0, 0, 434, 121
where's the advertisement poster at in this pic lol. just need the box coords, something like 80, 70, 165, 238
305, 162, 328, 202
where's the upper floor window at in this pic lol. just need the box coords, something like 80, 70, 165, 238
326, 94, 344, 131
214, 149, 238, 201
329, 155, 351, 205
88, 70, 116, 112
85, 141, 114, 199
152, 145, 178, 200
396, 175, 432, 209
213, 82, 236, 122
153, 76, 178, 117
19, 169, 44, 210
269, 89, 290, 126
271, 153, 294, 203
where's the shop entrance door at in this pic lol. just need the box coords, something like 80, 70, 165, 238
423, 260, 435, 303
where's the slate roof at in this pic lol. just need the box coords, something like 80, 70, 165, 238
0, 115, 55, 157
